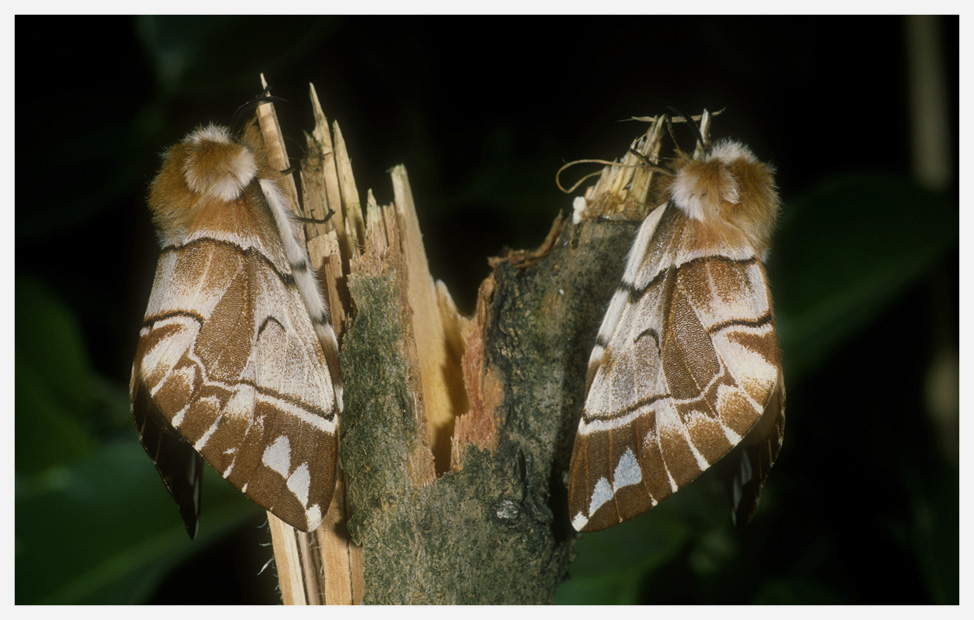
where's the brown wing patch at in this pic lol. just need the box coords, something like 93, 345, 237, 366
134, 232, 337, 532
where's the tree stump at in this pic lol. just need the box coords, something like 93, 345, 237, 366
259, 80, 673, 604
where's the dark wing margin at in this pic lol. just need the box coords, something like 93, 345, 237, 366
131, 370, 203, 538
727, 372, 785, 527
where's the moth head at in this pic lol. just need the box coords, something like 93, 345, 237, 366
668, 138, 780, 254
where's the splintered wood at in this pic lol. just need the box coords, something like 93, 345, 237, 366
259, 80, 361, 605
260, 81, 469, 604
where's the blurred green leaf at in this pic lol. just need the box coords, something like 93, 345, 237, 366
557, 482, 703, 603
771, 173, 957, 379
16, 277, 98, 472
14, 275, 256, 601
15, 441, 261, 604
903, 458, 959, 604
753, 577, 848, 603
569, 513, 692, 579
15, 269, 269, 604
687, 525, 737, 576
555, 568, 646, 605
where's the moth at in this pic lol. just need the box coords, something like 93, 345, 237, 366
131, 118, 342, 537
568, 125, 785, 533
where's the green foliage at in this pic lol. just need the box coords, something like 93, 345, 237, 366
772, 174, 957, 380
15, 442, 259, 603
16, 278, 100, 473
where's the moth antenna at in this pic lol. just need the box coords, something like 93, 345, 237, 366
641, 98, 689, 155
627, 148, 672, 175
282, 135, 308, 159
662, 113, 687, 158
258, 93, 289, 105
230, 101, 257, 136
230, 93, 289, 136
663, 104, 706, 151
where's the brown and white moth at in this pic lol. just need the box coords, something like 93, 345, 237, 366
131, 119, 341, 537
568, 124, 785, 533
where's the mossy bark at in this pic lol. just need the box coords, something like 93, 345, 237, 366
340, 217, 638, 604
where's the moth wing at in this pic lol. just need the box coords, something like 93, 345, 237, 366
569, 205, 676, 532
682, 235, 785, 528
727, 372, 785, 527
211, 250, 338, 532
569, 205, 784, 532
132, 203, 337, 532
131, 370, 203, 538
131, 244, 213, 537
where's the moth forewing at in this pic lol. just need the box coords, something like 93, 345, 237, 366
131, 122, 340, 535
728, 370, 785, 526
569, 136, 785, 533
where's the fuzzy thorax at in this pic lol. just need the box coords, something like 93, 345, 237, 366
668, 139, 780, 255
148, 125, 259, 243
182, 124, 257, 201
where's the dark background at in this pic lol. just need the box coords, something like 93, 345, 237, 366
15, 16, 958, 604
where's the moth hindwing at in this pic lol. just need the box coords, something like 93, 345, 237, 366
131, 121, 342, 537
569, 131, 785, 533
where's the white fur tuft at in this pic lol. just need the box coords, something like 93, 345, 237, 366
671, 139, 757, 221
189, 123, 233, 145
671, 171, 709, 221
182, 125, 257, 202
706, 139, 757, 166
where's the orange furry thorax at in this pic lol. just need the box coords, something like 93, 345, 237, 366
147, 123, 279, 244
663, 140, 780, 256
